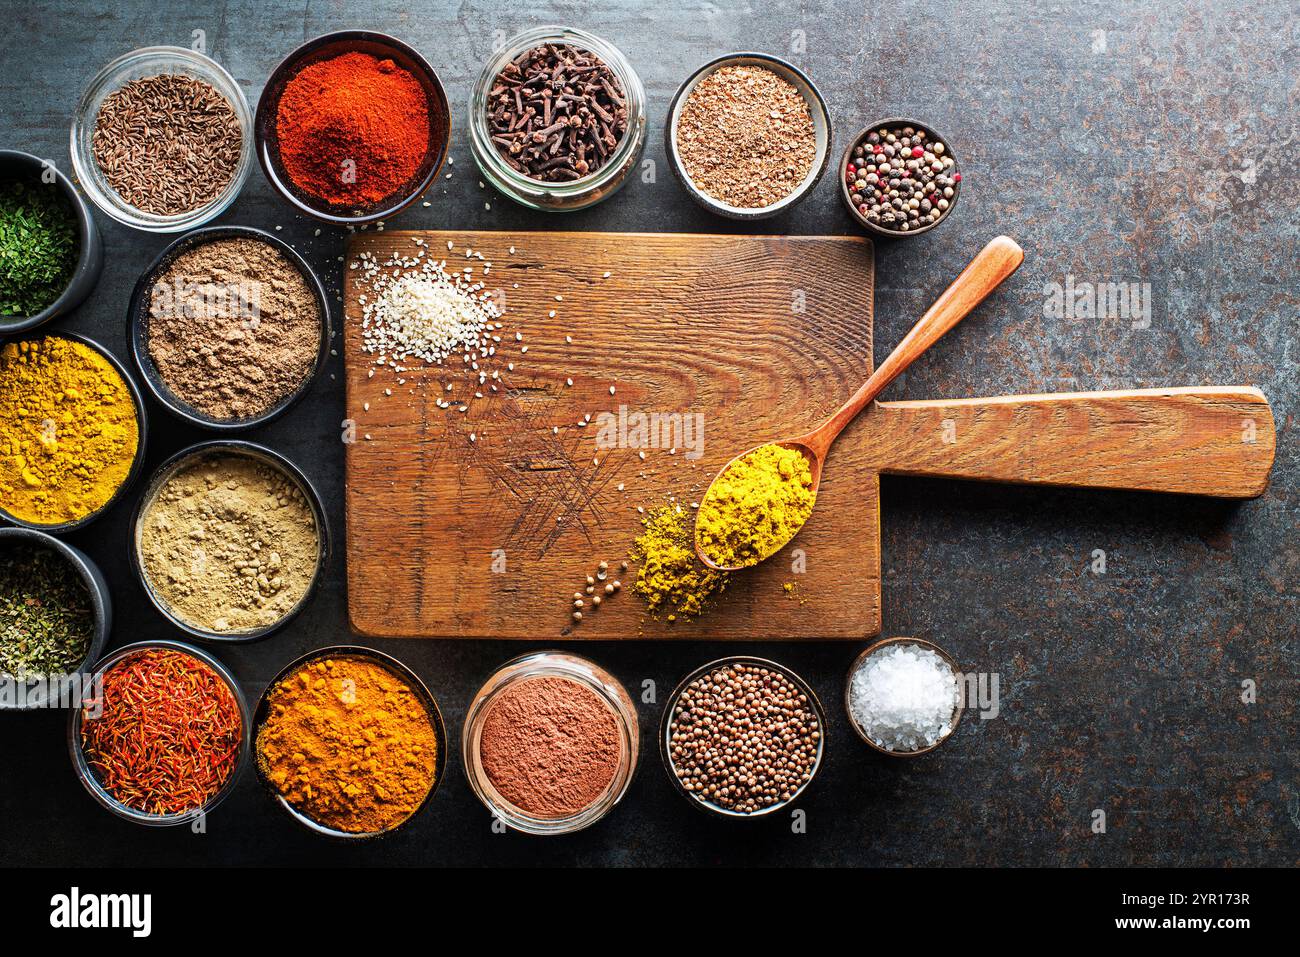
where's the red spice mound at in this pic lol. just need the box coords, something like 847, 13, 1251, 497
275, 51, 431, 207
479, 675, 622, 818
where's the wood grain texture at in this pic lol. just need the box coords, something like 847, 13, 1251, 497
345, 230, 876, 639
865, 387, 1276, 497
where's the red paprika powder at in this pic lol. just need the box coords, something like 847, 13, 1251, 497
275, 51, 432, 207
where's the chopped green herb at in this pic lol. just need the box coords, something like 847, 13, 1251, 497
0, 545, 93, 680
0, 177, 78, 317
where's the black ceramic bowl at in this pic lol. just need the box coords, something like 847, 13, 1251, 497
660, 655, 827, 820
254, 31, 451, 225
68, 639, 251, 826
0, 150, 103, 334
129, 440, 330, 643
252, 645, 448, 839
0, 527, 110, 711
0, 331, 148, 534
127, 225, 330, 430
839, 117, 962, 238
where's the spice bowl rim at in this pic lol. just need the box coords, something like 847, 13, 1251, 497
0, 149, 104, 335
125, 224, 332, 431
253, 30, 451, 225
660, 654, 827, 820
664, 51, 833, 221
250, 644, 448, 840
844, 636, 964, 757
67, 638, 251, 826
0, 527, 110, 711
839, 117, 962, 239
68, 45, 253, 233
127, 439, 330, 644
462, 649, 640, 836
467, 24, 649, 212
0, 330, 149, 535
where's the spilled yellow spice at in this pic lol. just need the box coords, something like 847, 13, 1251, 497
0, 336, 139, 525
632, 504, 727, 620
696, 443, 815, 569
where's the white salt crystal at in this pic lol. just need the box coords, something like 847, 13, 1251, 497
849, 643, 959, 752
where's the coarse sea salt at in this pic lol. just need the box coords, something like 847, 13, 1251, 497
848, 643, 959, 752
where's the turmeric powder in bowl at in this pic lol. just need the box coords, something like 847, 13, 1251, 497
696, 443, 816, 569
255, 654, 441, 835
0, 335, 140, 527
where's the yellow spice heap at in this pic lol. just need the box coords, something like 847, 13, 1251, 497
632, 504, 727, 620
0, 336, 139, 525
696, 443, 816, 569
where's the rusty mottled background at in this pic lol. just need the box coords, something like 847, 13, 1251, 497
0, 0, 1295, 866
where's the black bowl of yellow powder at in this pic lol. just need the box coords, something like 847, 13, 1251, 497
129, 440, 328, 643
0, 332, 147, 533
252, 646, 446, 838
0, 150, 103, 334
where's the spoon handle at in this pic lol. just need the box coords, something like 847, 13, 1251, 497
806, 235, 1024, 455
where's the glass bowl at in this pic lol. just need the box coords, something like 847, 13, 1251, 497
251, 645, 448, 839
129, 440, 330, 643
68, 639, 250, 826
0, 331, 149, 534
845, 636, 963, 756
463, 651, 639, 834
70, 47, 253, 232
468, 26, 647, 212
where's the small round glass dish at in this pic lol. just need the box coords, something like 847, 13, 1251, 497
68, 639, 250, 826
468, 26, 647, 212
70, 47, 253, 232
845, 636, 963, 756
127, 225, 331, 430
129, 440, 330, 643
665, 53, 832, 220
0, 331, 149, 535
661, 655, 826, 819
463, 650, 640, 834
254, 30, 451, 225
0, 150, 103, 335
0, 527, 110, 711
252, 645, 447, 840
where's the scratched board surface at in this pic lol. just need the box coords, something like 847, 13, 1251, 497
345, 230, 874, 639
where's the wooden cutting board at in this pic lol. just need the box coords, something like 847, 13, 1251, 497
344, 230, 1277, 640
344, 230, 879, 639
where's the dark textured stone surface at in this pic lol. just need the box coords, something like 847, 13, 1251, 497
0, 0, 1295, 867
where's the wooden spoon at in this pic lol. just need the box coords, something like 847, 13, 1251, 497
696, 234, 1025, 572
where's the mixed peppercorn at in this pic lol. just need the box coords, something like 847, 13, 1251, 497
845, 123, 960, 232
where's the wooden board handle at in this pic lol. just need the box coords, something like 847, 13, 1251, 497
868, 387, 1276, 498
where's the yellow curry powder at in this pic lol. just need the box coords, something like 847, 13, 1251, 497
256, 657, 439, 834
632, 503, 728, 620
696, 443, 816, 569
0, 336, 138, 525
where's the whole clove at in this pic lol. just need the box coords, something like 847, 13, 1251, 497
486, 43, 629, 182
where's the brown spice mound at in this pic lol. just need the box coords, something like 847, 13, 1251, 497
479, 675, 621, 818
675, 64, 816, 209
137, 452, 319, 634
92, 74, 242, 216
146, 238, 320, 421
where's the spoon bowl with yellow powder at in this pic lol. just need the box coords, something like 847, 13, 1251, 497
696, 236, 1024, 571
0, 332, 147, 533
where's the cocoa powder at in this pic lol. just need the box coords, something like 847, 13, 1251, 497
146, 237, 321, 421
479, 675, 622, 818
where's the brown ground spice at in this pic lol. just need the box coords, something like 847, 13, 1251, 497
137, 452, 319, 634
675, 64, 816, 208
146, 238, 320, 421
479, 675, 622, 818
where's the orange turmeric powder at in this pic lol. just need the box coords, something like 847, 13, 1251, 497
256, 656, 438, 834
